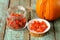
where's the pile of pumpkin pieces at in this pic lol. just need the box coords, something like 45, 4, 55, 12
7, 13, 26, 30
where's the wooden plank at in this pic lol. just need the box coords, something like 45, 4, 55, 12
0, 0, 9, 11
19, 0, 30, 7
9, 0, 19, 7
31, 10, 55, 40
0, 0, 9, 40
54, 18, 60, 40
19, 0, 31, 40
4, 0, 30, 40
30, 0, 55, 40
4, 27, 29, 40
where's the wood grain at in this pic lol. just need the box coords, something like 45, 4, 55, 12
0, 0, 9, 40
30, 10, 55, 40
3, 0, 60, 40
4, 27, 29, 40
9, 0, 19, 7
4, 0, 30, 40
54, 19, 60, 40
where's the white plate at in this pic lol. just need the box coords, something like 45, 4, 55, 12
27, 18, 50, 34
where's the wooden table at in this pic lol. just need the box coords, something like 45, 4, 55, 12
0, 0, 60, 40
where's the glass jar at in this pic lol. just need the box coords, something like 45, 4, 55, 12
7, 6, 27, 30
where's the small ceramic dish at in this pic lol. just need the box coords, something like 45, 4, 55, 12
27, 18, 50, 37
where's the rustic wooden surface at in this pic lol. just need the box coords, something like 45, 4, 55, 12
0, 0, 9, 40
4, 0, 30, 40
0, 0, 60, 40
54, 19, 60, 40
